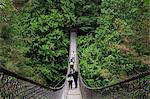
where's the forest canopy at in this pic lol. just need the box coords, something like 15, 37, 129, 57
78, 0, 150, 87
0, 0, 149, 87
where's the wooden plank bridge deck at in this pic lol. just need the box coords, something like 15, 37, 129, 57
66, 31, 82, 99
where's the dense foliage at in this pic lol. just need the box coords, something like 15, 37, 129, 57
0, 0, 75, 86
0, 0, 21, 71
1, 0, 149, 87
78, 0, 150, 87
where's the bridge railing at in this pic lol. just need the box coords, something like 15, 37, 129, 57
77, 59, 150, 99
0, 67, 66, 99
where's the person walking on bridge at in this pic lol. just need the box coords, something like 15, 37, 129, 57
70, 59, 74, 67
70, 59, 74, 72
67, 71, 74, 89
72, 51, 76, 63
73, 69, 78, 88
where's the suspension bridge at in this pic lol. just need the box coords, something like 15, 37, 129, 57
0, 31, 150, 99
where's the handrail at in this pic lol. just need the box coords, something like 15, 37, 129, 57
79, 68, 150, 90
0, 30, 76, 99
0, 67, 65, 90
77, 57, 150, 99
0, 67, 48, 89
54, 77, 65, 88
0, 66, 67, 99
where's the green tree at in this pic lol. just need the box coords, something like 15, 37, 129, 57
12, 0, 76, 86
78, 0, 149, 87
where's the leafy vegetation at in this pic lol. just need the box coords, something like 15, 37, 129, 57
0, 0, 75, 86
78, 0, 150, 87
0, 0, 149, 87
0, 0, 20, 71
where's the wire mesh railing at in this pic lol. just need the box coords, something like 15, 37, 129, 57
76, 56, 150, 99
0, 30, 79, 99
0, 67, 66, 99
78, 65, 150, 99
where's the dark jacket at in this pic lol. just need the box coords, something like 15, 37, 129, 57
73, 71, 78, 80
